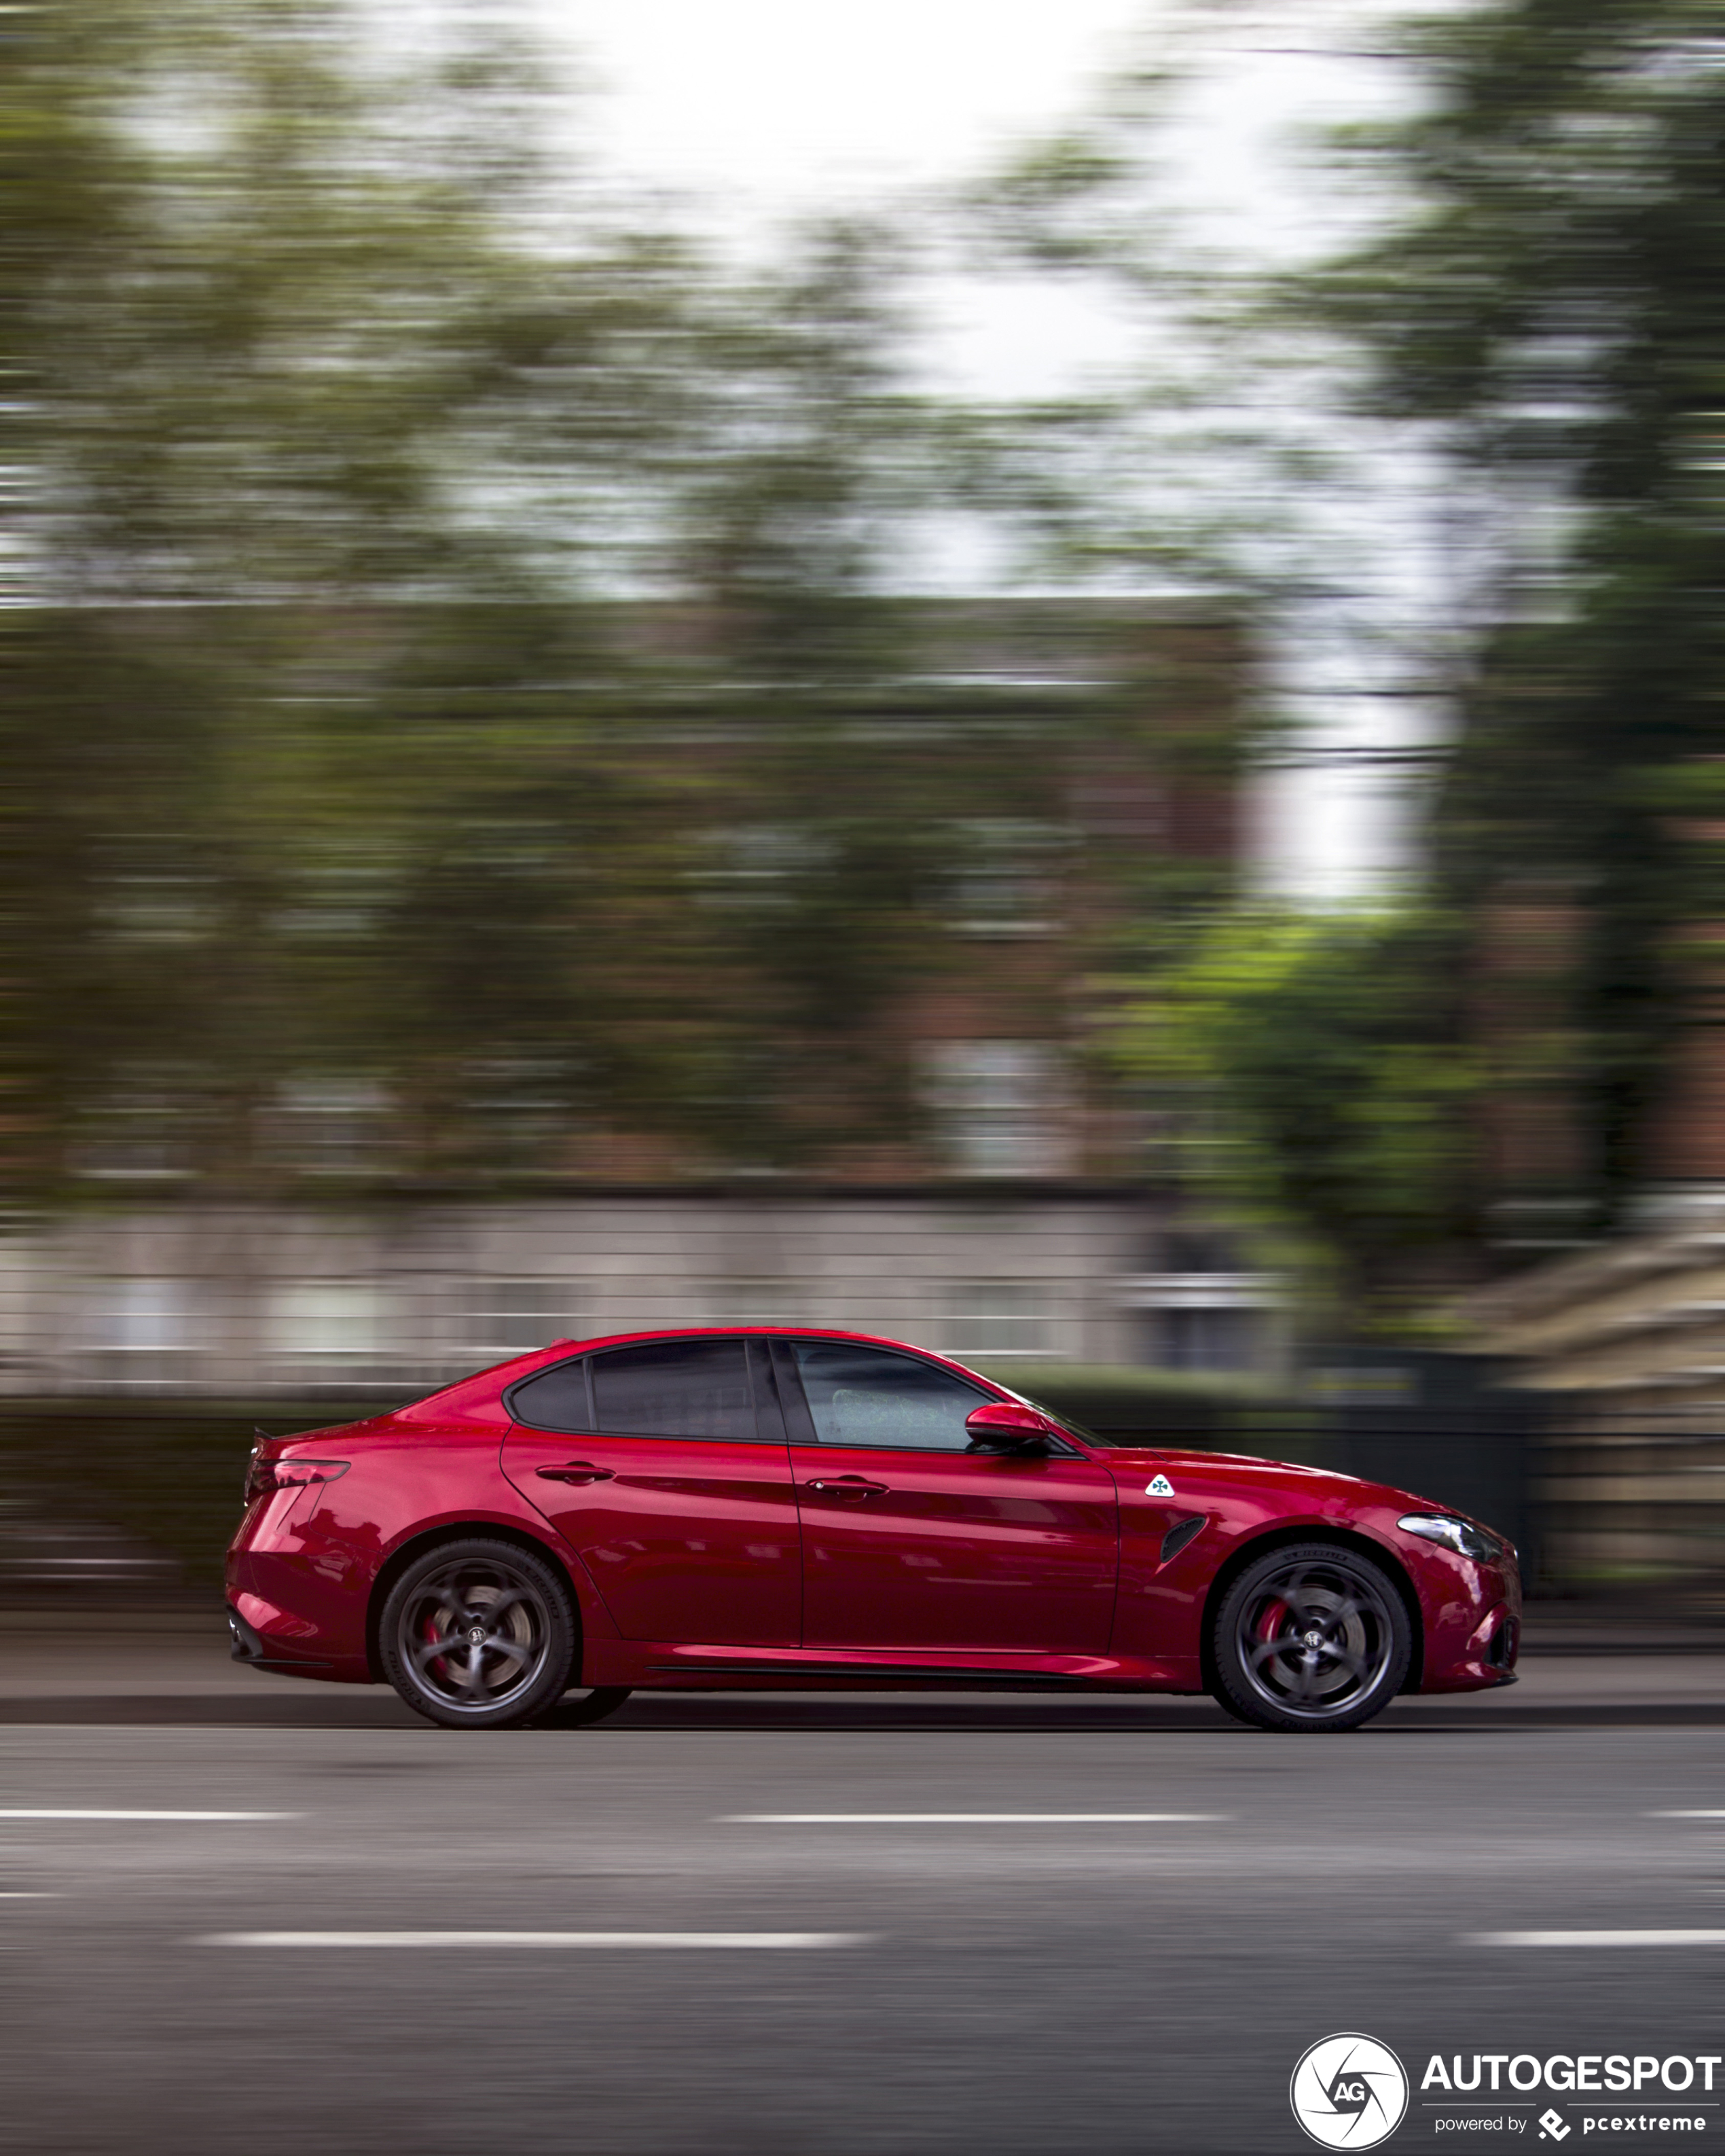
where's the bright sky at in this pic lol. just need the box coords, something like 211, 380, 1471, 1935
539, 0, 1428, 902
555, 0, 1155, 207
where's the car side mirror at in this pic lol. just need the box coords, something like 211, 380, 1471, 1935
964, 1401, 1055, 1452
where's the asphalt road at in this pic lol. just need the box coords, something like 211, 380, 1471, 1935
5, 1635, 1725, 2155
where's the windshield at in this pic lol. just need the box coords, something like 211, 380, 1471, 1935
1009, 1393, 1119, 1449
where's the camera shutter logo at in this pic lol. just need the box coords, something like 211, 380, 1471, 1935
1290, 2034, 1409, 2149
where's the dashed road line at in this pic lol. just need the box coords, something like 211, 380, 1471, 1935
727, 1812, 1228, 1824
1470, 1930, 1725, 1947
0, 1809, 297, 1821
198, 1930, 870, 1950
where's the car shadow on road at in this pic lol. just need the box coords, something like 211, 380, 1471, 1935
7, 1691, 1725, 1733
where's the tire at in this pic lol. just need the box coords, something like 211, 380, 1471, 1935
1210, 1541, 1411, 1733
380, 1537, 578, 1730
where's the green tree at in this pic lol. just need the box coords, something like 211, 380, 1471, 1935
989, 0, 1724, 1296
1309, 0, 1725, 1214
4, 0, 708, 1194
1115, 908, 1479, 1320
7, 3, 1171, 1198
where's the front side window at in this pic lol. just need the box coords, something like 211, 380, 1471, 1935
789, 1340, 986, 1452
590, 1337, 755, 1442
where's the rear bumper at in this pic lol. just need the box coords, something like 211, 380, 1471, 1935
224, 1598, 347, 1681
226, 1605, 266, 1661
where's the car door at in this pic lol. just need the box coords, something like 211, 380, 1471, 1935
501, 1334, 800, 1645
772, 1338, 1118, 1654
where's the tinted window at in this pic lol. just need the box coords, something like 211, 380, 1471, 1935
590, 1337, 755, 1442
508, 1356, 591, 1433
790, 1341, 985, 1452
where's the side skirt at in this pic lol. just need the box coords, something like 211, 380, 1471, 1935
589, 1643, 1201, 1693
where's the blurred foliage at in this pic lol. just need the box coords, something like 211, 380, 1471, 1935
1111, 909, 1480, 1320
3, 0, 1252, 1204
970, 0, 1725, 1308
1306, 0, 1725, 1211
970, 1359, 1279, 1443
0, 1405, 266, 1591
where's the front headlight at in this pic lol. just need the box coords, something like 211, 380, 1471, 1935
1398, 1513, 1502, 1563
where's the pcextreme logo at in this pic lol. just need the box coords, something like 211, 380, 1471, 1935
1291, 2034, 1411, 2149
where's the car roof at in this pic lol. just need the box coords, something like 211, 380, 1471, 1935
549, 1323, 932, 1351
406, 1325, 1015, 1420
541, 1324, 993, 1380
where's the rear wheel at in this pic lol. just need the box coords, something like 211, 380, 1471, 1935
1210, 1542, 1410, 1733
380, 1538, 577, 1730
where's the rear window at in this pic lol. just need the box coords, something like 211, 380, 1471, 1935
507, 1357, 590, 1433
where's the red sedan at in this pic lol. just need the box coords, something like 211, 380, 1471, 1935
227, 1327, 1521, 1733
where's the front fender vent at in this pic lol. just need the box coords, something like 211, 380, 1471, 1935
1160, 1515, 1207, 1565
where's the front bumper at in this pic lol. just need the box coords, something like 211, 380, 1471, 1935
1415, 1551, 1522, 1693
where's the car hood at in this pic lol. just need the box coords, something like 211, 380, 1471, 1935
1091, 1444, 1453, 1517
1097, 1444, 1362, 1481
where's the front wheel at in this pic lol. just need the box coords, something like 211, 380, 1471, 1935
380, 1538, 578, 1729
1210, 1542, 1411, 1733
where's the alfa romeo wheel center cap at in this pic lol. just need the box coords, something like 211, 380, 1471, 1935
467, 1626, 486, 1645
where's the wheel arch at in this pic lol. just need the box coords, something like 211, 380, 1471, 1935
1197, 1524, 1425, 1697
365, 1521, 584, 1685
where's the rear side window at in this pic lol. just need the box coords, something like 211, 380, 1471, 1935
508, 1357, 591, 1433
590, 1337, 756, 1443
789, 1340, 985, 1452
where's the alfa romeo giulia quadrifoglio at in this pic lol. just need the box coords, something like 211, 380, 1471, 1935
227, 1327, 1520, 1732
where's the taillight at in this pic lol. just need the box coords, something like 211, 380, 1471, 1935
244, 1452, 350, 1504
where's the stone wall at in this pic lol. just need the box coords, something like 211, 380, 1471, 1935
0, 1187, 1282, 1398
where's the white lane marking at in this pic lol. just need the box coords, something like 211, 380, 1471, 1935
0, 1891, 60, 1899
1651, 1810, 1725, 1818
726, 1812, 1229, 1824
0, 1809, 297, 1821
199, 1930, 869, 1950
1470, 1930, 1725, 1947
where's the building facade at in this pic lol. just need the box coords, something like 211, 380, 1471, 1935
1466, 1192, 1725, 1598
0, 1187, 1284, 1399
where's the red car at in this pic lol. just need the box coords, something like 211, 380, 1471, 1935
227, 1327, 1520, 1733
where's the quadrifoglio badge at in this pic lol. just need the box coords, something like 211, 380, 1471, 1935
1292, 2038, 1722, 2144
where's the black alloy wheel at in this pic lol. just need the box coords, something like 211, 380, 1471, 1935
1210, 1542, 1411, 1733
380, 1537, 578, 1729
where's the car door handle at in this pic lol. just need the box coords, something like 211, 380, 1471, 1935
534, 1462, 614, 1484
806, 1477, 887, 1498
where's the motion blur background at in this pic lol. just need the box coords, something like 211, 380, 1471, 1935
5, 0, 1722, 1613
